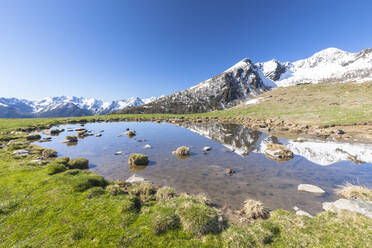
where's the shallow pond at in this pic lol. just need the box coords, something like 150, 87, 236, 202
35, 121, 372, 215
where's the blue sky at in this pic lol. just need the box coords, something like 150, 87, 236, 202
0, 0, 371, 101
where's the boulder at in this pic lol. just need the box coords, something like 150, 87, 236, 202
144, 144, 152, 149
298, 184, 326, 194
322, 199, 372, 219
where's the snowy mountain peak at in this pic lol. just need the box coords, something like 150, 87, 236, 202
255, 47, 372, 87
0, 96, 158, 118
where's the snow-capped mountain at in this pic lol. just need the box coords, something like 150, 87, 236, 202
0, 96, 158, 118
121, 58, 271, 114
121, 47, 372, 114
256, 47, 372, 87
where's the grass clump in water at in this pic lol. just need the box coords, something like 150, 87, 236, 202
335, 183, 372, 201
175, 146, 190, 156
128, 153, 149, 166
68, 158, 89, 169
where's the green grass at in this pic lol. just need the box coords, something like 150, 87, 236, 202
1, 82, 372, 247
0, 145, 371, 247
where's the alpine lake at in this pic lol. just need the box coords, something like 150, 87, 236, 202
34, 121, 372, 215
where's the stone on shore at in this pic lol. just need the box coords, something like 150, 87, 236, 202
126, 174, 148, 183
322, 198, 372, 219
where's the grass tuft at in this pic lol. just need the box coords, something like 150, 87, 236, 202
240, 199, 270, 220
335, 183, 372, 201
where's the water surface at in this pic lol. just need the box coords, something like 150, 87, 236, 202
36, 121, 372, 214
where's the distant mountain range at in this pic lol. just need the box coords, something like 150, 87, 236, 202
121, 47, 372, 114
0, 96, 158, 118
2, 47, 371, 118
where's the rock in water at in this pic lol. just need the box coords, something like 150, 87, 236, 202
203, 146, 211, 151
298, 184, 326, 194
265, 143, 293, 161
115, 151, 124, 155
322, 199, 372, 219
144, 144, 152, 149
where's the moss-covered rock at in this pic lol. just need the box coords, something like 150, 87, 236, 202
68, 158, 89, 170
128, 153, 149, 166
46, 162, 67, 175
42, 148, 57, 159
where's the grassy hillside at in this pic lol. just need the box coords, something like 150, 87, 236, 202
203, 82, 372, 125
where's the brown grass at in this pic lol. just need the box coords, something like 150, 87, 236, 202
335, 183, 372, 201
240, 199, 270, 220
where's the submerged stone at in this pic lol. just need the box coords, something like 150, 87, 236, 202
298, 184, 326, 194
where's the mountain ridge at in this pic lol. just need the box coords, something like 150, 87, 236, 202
120, 47, 372, 115
0, 96, 158, 118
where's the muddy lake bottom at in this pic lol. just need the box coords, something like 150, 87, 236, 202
35, 121, 372, 215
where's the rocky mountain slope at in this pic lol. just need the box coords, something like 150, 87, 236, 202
122, 47, 372, 115
0, 96, 157, 118
121, 59, 271, 114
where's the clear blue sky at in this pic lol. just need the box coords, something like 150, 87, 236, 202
0, 0, 371, 101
